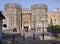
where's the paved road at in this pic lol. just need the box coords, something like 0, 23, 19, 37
2, 40, 60, 44
2, 32, 60, 44
2, 30, 60, 44
2, 31, 55, 40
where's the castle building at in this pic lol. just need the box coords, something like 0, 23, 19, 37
48, 8, 60, 26
3, 3, 60, 32
3, 3, 49, 32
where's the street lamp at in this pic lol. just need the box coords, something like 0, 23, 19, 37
42, 19, 44, 39
33, 17, 36, 40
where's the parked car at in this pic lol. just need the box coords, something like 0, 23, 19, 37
56, 33, 60, 38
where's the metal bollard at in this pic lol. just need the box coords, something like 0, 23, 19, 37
12, 34, 15, 41
33, 33, 35, 40
23, 33, 25, 40
42, 33, 44, 39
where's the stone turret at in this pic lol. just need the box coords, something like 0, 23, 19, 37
3, 3, 22, 32
31, 4, 48, 32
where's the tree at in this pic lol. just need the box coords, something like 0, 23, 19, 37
53, 25, 60, 34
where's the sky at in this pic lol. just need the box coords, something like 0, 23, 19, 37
0, 0, 60, 12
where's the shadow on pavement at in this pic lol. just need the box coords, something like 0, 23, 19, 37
2, 32, 60, 44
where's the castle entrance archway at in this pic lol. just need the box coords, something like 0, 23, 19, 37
23, 21, 29, 32
24, 26, 29, 32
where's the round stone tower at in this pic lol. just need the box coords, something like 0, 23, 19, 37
31, 4, 48, 32
3, 3, 22, 32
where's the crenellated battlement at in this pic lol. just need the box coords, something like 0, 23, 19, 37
22, 8, 31, 13
22, 8, 31, 10
31, 4, 47, 10
5, 3, 22, 10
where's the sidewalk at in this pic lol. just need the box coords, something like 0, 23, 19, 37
55, 37, 60, 41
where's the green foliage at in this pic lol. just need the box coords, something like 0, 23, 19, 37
52, 25, 60, 34
48, 25, 60, 34
53, 25, 60, 30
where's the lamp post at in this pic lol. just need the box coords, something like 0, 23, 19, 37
19, 20, 20, 31
33, 24, 35, 40
42, 19, 44, 39
33, 17, 36, 40
50, 18, 54, 37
